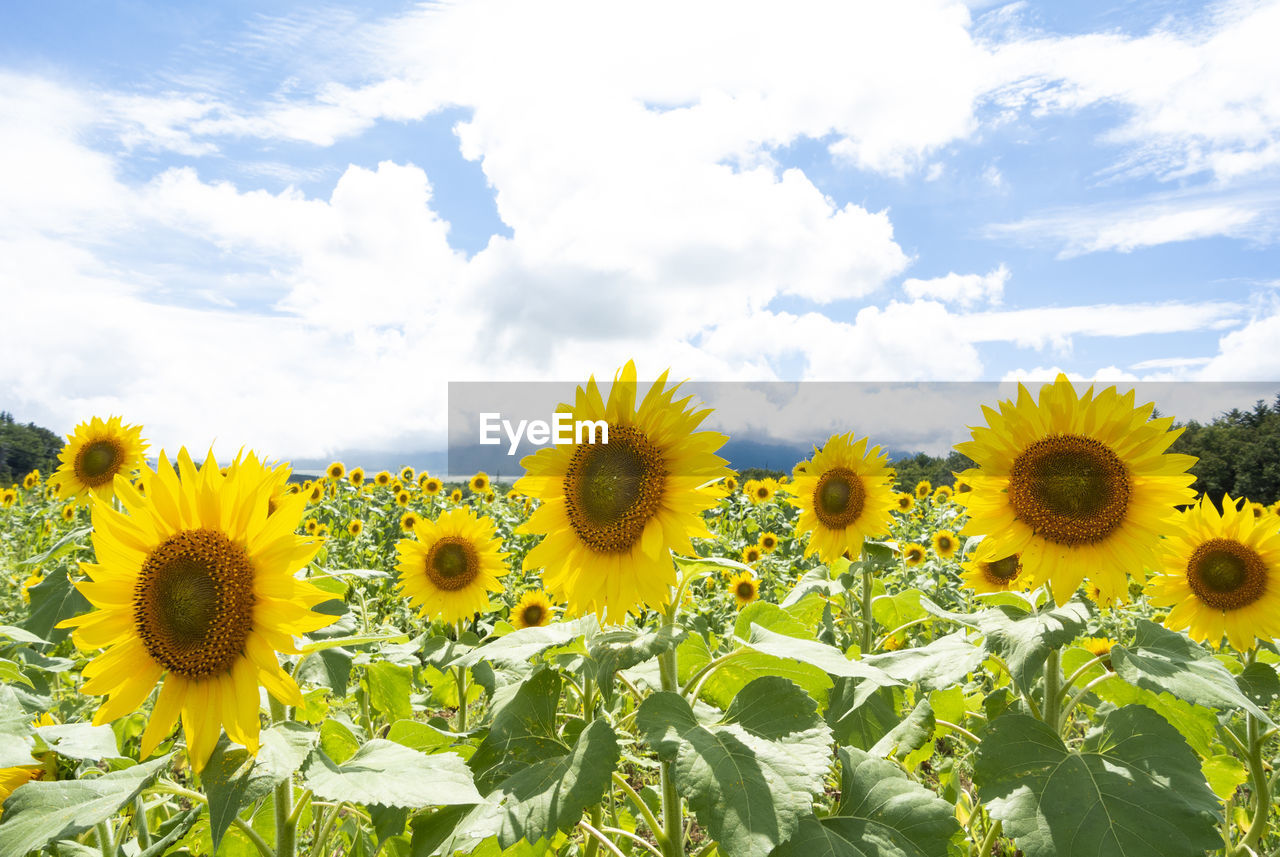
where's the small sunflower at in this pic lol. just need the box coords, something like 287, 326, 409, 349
396, 507, 509, 623
759, 532, 779, 553
422, 477, 443, 496
60, 504, 76, 523
902, 543, 927, 566
745, 479, 778, 505
50, 416, 148, 505
790, 432, 896, 564
932, 485, 953, 504
22, 471, 39, 490
894, 493, 915, 513
953, 476, 972, 494
914, 480, 932, 501
400, 466, 416, 484
347, 520, 364, 537
1, 489, 16, 508
306, 483, 324, 503
511, 590, 554, 629
400, 511, 420, 532
960, 554, 1024, 594
792, 461, 810, 479
326, 462, 345, 481
470, 472, 490, 494
59, 450, 335, 770
742, 544, 763, 564
348, 467, 365, 486
305, 518, 319, 534
956, 375, 1196, 604
375, 471, 392, 487
1246, 501, 1267, 521
724, 476, 738, 493
932, 529, 959, 559
1079, 636, 1117, 669
19, 569, 42, 604
515, 361, 730, 619
1148, 494, 1280, 651
396, 490, 411, 507
727, 571, 759, 607
315, 523, 330, 538
449, 489, 463, 503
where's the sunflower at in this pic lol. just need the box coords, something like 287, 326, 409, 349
1246, 501, 1267, 521
894, 493, 914, 513
932, 529, 959, 559
306, 483, 324, 503
315, 523, 330, 538
22, 471, 39, 490
449, 489, 463, 503
792, 461, 810, 479
19, 569, 42, 604
396, 507, 508, 623
326, 462, 345, 481
511, 590, 554, 629
515, 361, 730, 619
742, 544, 763, 564
60, 504, 76, 523
347, 520, 364, 537
1, 489, 15, 508
932, 485, 953, 504
396, 490, 411, 507
400, 466, 416, 484
58, 449, 335, 770
724, 476, 738, 493
0, 766, 40, 816
422, 477, 443, 496
953, 476, 972, 494
745, 479, 778, 505
956, 375, 1196, 604
960, 554, 1024, 594
1148, 494, 1280, 650
790, 433, 896, 564
375, 471, 392, 487
760, 532, 779, 553
304, 518, 319, 535
914, 480, 932, 500
902, 543, 927, 566
50, 416, 148, 505
396, 511, 419, 532
348, 467, 365, 486
1079, 636, 1117, 668
470, 472, 490, 493
727, 571, 759, 607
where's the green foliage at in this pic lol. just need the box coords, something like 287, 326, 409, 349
0, 412, 63, 487
889, 451, 975, 493
1169, 395, 1280, 505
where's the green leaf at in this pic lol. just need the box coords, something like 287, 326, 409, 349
773, 747, 960, 857
1090, 679, 1218, 757
137, 806, 201, 857
0, 658, 32, 688
1111, 621, 1273, 725
638, 676, 834, 857
922, 597, 1089, 693
827, 684, 902, 750
699, 649, 833, 711
974, 707, 1221, 857
862, 633, 984, 692
1235, 661, 1280, 709
1201, 754, 1247, 801
34, 722, 121, 761
0, 625, 49, 645
869, 698, 934, 761
200, 724, 316, 854
871, 589, 927, 635
320, 717, 362, 764
0, 756, 172, 857
15, 526, 91, 568
743, 625, 899, 707
451, 620, 594, 670
366, 661, 414, 722
296, 647, 353, 697
20, 566, 92, 644
303, 740, 481, 809
0, 685, 36, 767
588, 625, 685, 705
387, 720, 457, 753
735, 602, 811, 641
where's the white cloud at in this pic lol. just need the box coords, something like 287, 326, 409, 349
902, 264, 1008, 306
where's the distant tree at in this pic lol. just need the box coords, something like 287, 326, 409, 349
0, 411, 64, 485
891, 450, 975, 493
1169, 395, 1280, 507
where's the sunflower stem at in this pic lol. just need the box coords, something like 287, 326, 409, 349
859, 566, 875, 655
95, 820, 115, 857
455, 620, 470, 732
268, 695, 297, 857
658, 597, 685, 857
133, 795, 152, 850
1234, 709, 1270, 856
975, 817, 1002, 857
1042, 648, 1061, 729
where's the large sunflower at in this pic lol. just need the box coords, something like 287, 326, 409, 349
960, 554, 1024, 594
396, 507, 509, 623
515, 362, 730, 619
790, 432, 896, 564
1148, 494, 1280, 651
50, 416, 148, 505
956, 375, 1196, 604
59, 449, 335, 770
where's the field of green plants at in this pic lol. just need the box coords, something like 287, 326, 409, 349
2, 369, 1279, 857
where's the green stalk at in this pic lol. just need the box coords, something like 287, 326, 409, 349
268, 696, 296, 857
1042, 648, 1061, 728
975, 818, 1002, 857
455, 620, 470, 732
658, 600, 684, 857
95, 820, 115, 857
134, 795, 152, 850
1233, 710, 1270, 856
860, 565, 875, 654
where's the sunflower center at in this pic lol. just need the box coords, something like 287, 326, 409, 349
813, 467, 866, 529
736, 581, 755, 599
1187, 538, 1267, 610
564, 424, 667, 554
521, 604, 544, 625
425, 538, 480, 591
937, 536, 953, 551
984, 555, 1021, 582
134, 528, 255, 680
76, 440, 123, 487
1008, 434, 1130, 546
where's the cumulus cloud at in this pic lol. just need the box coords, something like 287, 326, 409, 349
902, 264, 1008, 306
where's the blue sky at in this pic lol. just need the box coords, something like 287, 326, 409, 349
2, 0, 1278, 461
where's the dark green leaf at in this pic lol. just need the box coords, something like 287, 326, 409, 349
862, 633, 984, 692
20, 566, 92, 644
303, 740, 481, 809
588, 625, 685, 705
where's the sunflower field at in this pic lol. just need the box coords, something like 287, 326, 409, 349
3, 370, 1280, 857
